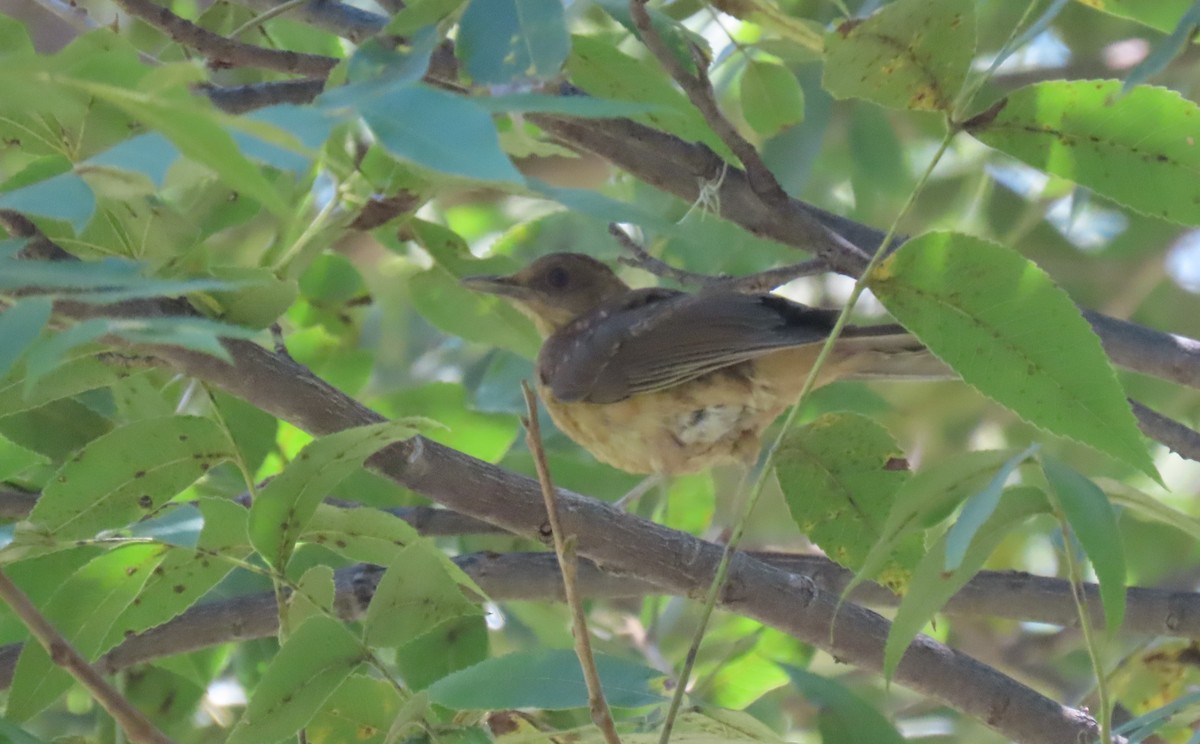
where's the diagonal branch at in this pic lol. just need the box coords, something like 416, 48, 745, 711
0, 570, 176, 744
34, 305, 1101, 744
1, 220, 1109, 742
628, 0, 788, 207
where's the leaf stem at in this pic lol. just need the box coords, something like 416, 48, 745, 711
1054, 512, 1112, 743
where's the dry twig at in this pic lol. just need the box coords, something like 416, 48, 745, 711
521, 383, 622, 744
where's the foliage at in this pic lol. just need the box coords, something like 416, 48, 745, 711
0, 0, 1199, 743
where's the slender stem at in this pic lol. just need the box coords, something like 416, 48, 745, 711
522, 382, 622, 744
228, 0, 310, 39
658, 129, 956, 744
1055, 517, 1112, 744
0, 569, 177, 744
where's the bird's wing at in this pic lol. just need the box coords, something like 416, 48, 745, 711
541, 289, 842, 403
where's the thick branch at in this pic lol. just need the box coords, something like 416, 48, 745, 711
121, 333, 1100, 744
0, 552, 1193, 694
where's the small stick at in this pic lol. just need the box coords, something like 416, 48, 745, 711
0, 569, 177, 744
609, 224, 829, 292
627, 0, 787, 207
520, 382, 622, 744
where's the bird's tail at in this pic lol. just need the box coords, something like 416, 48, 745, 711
834, 325, 955, 381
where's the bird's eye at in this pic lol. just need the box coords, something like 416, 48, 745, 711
545, 266, 570, 289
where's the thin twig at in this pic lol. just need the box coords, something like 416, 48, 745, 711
521, 382, 622, 744
111, 0, 337, 76
627, 0, 787, 207
0, 570, 177, 744
609, 224, 829, 292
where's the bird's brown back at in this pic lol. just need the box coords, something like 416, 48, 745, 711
463, 252, 946, 475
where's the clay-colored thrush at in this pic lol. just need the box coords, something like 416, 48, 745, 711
463, 253, 946, 475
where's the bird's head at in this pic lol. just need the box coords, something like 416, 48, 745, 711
462, 253, 631, 337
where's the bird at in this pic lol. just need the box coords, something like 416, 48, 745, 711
462, 253, 947, 476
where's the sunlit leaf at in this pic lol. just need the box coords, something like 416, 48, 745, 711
1042, 456, 1126, 635
869, 232, 1158, 482
775, 413, 917, 592
227, 616, 366, 744
966, 81, 1200, 225
27, 416, 236, 540
823, 0, 974, 111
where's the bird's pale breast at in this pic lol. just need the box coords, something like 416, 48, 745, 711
538, 359, 796, 475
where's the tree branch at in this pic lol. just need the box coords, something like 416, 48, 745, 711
628, 0, 787, 207
112, 0, 337, 76
79, 332, 1100, 743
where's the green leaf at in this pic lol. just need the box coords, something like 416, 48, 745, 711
0, 718, 47, 744
385, 0, 468, 35
8, 544, 166, 720
1102, 479, 1200, 541
823, 0, 974, 111
884, 487, 1048, 678
0, 169, 95, 230
406, 219, 540, 357
227, 615, 365, 744
427, 649, 667, 710
288, 564, 336, 631
868, 232, 1159, 482
0, 432, 46, 483
363, 541, 482, 648
966, 81, 1200, 225
529, 179, 680, 234
590, 0, 707, 76
396, 615, 488, 690
307, 675, 405, 744
357, 85, 523, 183
67, 80, 290, 216
301, 503, 420, 565
1074, 0, 1194, 33
86, 132, 179, 187
111, 499, 251, 638
739, 58, 805, 137
0, 299, 51, 381
945, 445, 1038, 570
566, 34, 732, 161
248, 421, 419, 569
27, 416, 236, 540
206, 267, 298, 329
376, 382, 518, 463
775, 413, 917, 592
843, 448, 1019, 604
458, 0, 569, 83
0, 14, 34, 57
1042, 456, 1126, 636
781, 665, 905, 744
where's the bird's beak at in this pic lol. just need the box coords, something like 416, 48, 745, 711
460, 274, 530, 299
